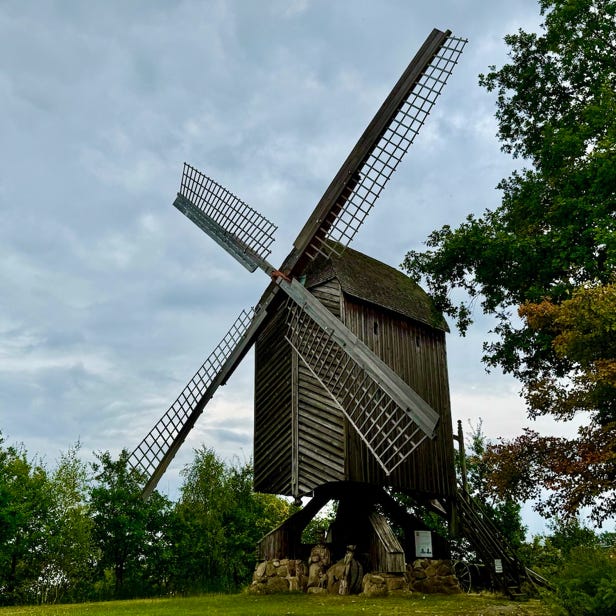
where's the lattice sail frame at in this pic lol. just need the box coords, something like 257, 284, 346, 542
174, 163, 278, 272
129, 308, 256, 491
284, 298, 429, 476
305, 34, 467, 262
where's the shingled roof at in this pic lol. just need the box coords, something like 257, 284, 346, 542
304, 245, 449, 332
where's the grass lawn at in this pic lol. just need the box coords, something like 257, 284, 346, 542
0, 593, 551, 616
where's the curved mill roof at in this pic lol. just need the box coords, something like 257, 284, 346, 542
304, 245, 449, 333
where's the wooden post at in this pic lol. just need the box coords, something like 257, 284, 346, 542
457, 420, 468, 494
291, 349, 300, 502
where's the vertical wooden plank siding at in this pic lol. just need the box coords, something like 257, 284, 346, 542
254, 308, 294, 495
368, 512, 406, 573
296, 280, 346, 493
291, 350, 300, 497
343, 297, 456, 496
254, 276, 455, 499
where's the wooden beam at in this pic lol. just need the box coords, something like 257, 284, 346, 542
140, 305, 270, 498
282, 28, 451, 277
277, 277, 439, 438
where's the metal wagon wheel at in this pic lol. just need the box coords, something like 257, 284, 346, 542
453, 560, 472, 593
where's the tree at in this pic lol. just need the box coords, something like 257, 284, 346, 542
519, 519, 616, 615
403, 0, 616, 523
460, 422, 526, 550
89, 450, 173, 598
0, 435, 53, 605
171, 447, 293, 593
485, 284, 616, 523
518, 284, 616, 421
39, 444, 95, 604
171, 447, 229, 593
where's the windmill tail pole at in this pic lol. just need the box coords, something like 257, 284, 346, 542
457, 419, 468, 494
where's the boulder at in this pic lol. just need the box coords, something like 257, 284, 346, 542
406, 559, 461, 594
266, 575, 290, 593
363, 574, 388, 597
254, 561, 267, 579
307, 586, 328, 595
384, 574, 407, 592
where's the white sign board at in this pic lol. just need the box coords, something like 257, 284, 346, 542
414, 530, 433, 558
494, 558, 503, 573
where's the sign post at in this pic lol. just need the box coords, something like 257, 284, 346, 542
414, 530, 433, 558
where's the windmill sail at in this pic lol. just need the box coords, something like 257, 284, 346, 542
174, 163, 278, 273
129, 306, 268, 497
280, 278, 439, 476
286, 29, 467, 275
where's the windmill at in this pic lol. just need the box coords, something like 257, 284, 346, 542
129, 29, 471, 576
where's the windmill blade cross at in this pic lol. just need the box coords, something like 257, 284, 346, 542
285, 29, 467, 275
131, 28, 466, 495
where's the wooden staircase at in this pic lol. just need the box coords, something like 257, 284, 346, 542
455, 488, 550, 598
452, 421, 550, 598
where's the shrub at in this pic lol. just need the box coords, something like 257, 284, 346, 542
545, 545, 616, 616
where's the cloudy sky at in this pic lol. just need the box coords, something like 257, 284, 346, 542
1, 0, 572, 532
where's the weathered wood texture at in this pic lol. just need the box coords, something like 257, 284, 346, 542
343, 297, 455, 496
253, 308, 293, 495
369, 512, 406, 573
296, 280, 346, 493
253, 248, 455, 498
257, 526, 294, 561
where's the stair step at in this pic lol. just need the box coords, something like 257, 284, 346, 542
507, 587, 528, 601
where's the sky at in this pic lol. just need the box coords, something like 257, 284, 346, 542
0, 0, 573, 534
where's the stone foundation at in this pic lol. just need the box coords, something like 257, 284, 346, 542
249, 558, 461, 596
248, 559, 306, 594
362, 573, 389, 597
361, 573, 414, 596
406, 559, 461, 594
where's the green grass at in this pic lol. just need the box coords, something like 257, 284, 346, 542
0, 593, 550, 616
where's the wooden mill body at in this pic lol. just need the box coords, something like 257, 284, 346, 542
254, 246, 455, 502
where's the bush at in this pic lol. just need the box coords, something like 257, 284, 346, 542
545, 545, 616, 616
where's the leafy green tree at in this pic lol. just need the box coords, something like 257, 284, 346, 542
520, 517, 598, 574
38, 444, 95, 603
171, 447, 293, 593
171, 447, 229, 593
136, 488, 177, 596
403, 0, 616, 523
0, 435, 53, 605
548, 517, 599, 556
89, 450, 173, 599
460, 422, 526, 550
546, 544, 616, 616
519, 284, 616, 422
